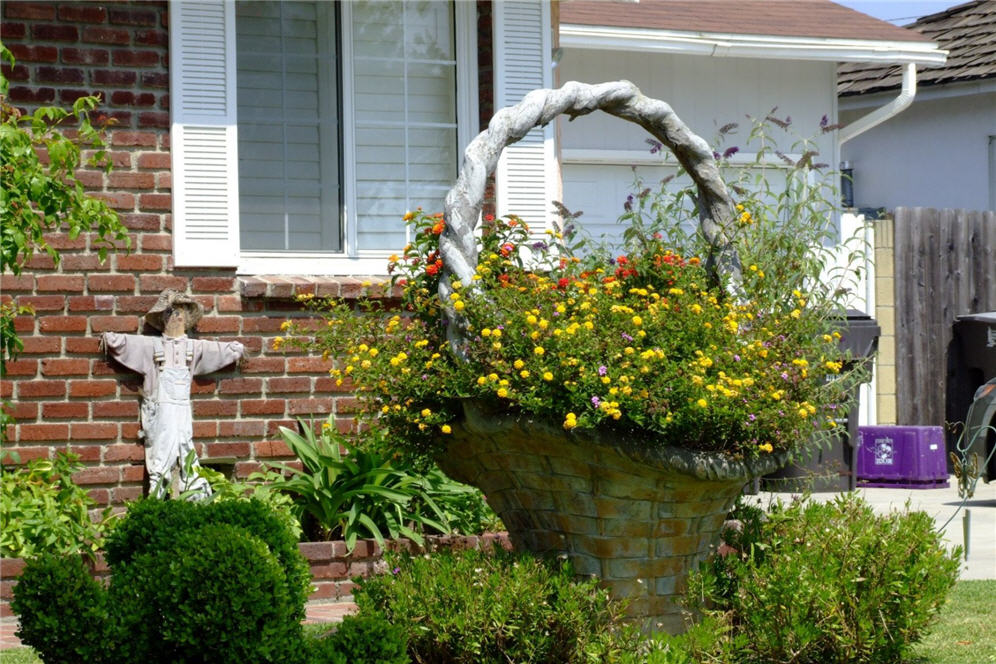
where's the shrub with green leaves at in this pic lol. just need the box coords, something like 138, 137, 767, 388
104, 497, 312, 620
1, 451, 113, 559
685, 494, 961, 664
108, 523, 305, 664
355, 548, 625, 663
11, 553, 110, 664
306, 612, 409, 664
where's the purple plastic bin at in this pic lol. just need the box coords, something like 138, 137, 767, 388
856, 426, 949, 489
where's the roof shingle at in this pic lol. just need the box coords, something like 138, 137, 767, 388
838, 0, 996, 95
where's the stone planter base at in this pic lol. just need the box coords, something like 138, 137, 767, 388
437, 402, 784, 633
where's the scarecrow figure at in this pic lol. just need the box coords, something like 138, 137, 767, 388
101, 289, 245, 499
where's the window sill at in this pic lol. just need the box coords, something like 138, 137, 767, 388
238, 275, 402, 301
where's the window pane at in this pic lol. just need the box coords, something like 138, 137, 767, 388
352, 1, 457, 253
236, 1, 341, 252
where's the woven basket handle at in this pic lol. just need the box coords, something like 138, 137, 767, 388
439, 80, 741, 347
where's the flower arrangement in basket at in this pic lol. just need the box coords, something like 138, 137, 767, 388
281, 82, 862, 469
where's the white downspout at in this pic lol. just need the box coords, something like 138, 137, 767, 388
838, 63, 917, 428
838, 62, 917, 147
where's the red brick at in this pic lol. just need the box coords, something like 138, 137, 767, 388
110, 295, 156, 314
134, 29, 167, 47
121, 421, 140, 439
217, 420, 267, 438
4, 401, 38, 420
87, 488, 110, 505
7, 86, 55, 103
61, 47, 110, 65
68, 295, 114, 312
139, 274, 187, 292
42, 402, 89, 419
138, 111, 169, 129
72, 169, 105, 189
108, 170, 156, 189
41, 358, 90, 376
190, 277, 234, 292
17, 423, 70, 442
121, 464, 146, 482
268, 377, 312, 393
42, 232, 87, 250
108, 6, 158, 26
288, 398, 333, 415
58, 5, 108, 23
36, 274, 84, 293
90, 315, 141, 333
253, 440, 292, 457
111, 50, 160, 68
13, 317, 35, 333
8, 44, 59, 63
3, 359, 37, 376
114, 254, 162, 272
82, 26, 129, 45
1, 63, 29, 82
88, 274, 136, 292
1, 21, 26, 39
204, 441, 251, 457
214, 295, 243, 312
7, 3, 56, 19
240, 399, 286, 416
17, 295, 65, 311
17, 380, 66, 398
136, 152, 170, 170
121, 213, 162, 232
103, 444, 145, 462
142, 71, 168, 88
112, 486, 144, 502
62, 254, 110, 271
38, 315, 87, 333
1, 447, 48, 463
218, 378, 262, 395
1, 381, 13, 399
19, 336, 61, 354
190, 400, 237, 418
36, 66, 85, 85
243, 357, 286, 374
109, 91, 157, 108
240, 317, 284, 333
110, 131, 156, 147
69, 380, 117, 398
92, 69, 137, 86
1, 275, 34, 292
190, 377, 219, 395
157, 171, 171, 190
138, 192, 171, 210
140, 234, 172, 252
288, 357, 331, 373
73, 466, 120, 485
70, 423, 118, 440
196, 317, 240, 334
92, 400, 139, 418
66, 337, 102, 354
192, 421, 217, 439
92, 191, 135, 210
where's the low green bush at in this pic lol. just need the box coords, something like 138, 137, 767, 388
686, 494, 962, 664
108, 523, 305, 664
103, 497, 311, 619
307, 612, 409, 664
355, 547, 625, 664
1, 452, 113, 559
11, 553, 109, 664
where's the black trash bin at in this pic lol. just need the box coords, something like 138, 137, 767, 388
760, 309, 880, 492
950, 312, 996, 480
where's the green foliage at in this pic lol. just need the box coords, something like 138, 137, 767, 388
307, 612, 409, 664
269, 417, 450, 551
0, 451, 113, 559
108, 523, 305, 664
355, 548, 626, 664
0, 42, 129, 277
685, 494, 962, 663
413, 464, 503, 536
103, 497, 312, 619
11, 553, 110, 664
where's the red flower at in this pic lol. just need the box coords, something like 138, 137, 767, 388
426, 264, 439, 276
616, 256, 628, 266
432, 222, 445, 235
500, 243, 515, 257
558, 277, 570, 289
484, 213, 495, 222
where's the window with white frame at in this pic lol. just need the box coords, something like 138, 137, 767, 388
170, 0, 475, 273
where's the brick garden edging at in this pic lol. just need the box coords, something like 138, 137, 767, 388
0, 532, 511, 619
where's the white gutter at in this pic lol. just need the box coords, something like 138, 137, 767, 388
559, 25, 948, 65
838, 62, 918, 147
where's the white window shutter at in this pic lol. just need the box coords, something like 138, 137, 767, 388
170, 0, 240, 268
493, 1, 555, 234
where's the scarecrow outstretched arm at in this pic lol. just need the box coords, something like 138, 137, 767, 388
190, 340, 245, 376
100, 332, 156, 375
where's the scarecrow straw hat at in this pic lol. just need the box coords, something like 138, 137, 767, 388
144, 289, 204, 332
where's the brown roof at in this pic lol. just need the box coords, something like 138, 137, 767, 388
838, 0, 996, 95
560, 0, 933, 42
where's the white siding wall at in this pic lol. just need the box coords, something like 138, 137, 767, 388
556, 49, 838, 240
840, 90, 996, 212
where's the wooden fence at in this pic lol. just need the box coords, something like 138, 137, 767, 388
893, 207, 996, 430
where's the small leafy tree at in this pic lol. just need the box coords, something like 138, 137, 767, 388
0, 41, 129, 441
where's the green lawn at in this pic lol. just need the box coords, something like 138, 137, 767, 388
4, 580, 994, 663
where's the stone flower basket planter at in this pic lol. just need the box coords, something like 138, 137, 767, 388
433, 81, 786, 632
437, 402, 784, 633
